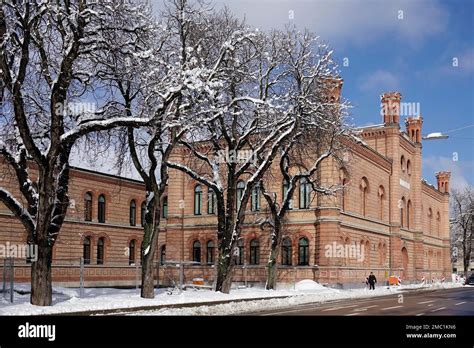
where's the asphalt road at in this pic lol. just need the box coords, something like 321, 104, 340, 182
249, 287, 474, 316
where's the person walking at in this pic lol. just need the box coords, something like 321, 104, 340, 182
368, 272, 377, 290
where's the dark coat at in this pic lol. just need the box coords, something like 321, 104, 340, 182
368, 274, 377, 284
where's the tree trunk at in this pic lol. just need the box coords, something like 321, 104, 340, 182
463, 247, 469, 279
266, 250, 279, 290
30, 243, 53, 306
265, 224, 282, 290
141, 253, 155, 298
141, 221, 159, 299
215, 252, 234, 293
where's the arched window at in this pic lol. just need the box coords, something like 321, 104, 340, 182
194, 185, 202, 215
428, 208, 433, 234
206, 241, 215, 264
129, 200, 136, 226
341, 179, 347, 211
343, 237, 350, 266
378, 186, 385, 220
83, 236, 91, 265
407, 160, 412, 175
365, 241, 370, 267
400, 197, 406, 227
207, 189, 216, 214
160, 245, 166, 265
298, 237, 309, 265
251, 184, 260, 211
192, 241, 201, 263
299, 177, 311, 209
141, 202, 147, 226
249, 239, 259, 265
129, 240, 136, 265
378, 243, 386, 266
281, 238, 292, 266
407, 200, 412, 229
162, 196, 168, 218
401, 155, 405, 172
97, 237, 105, 265
98, 194, 106, 223
401, 247, 409, 279
235, 239, 244, 265
421, 205, 424, 228
84, 192, 92, 221
236, 181, 245, 211
360, 177, 369, 217
436, 211, 441, 236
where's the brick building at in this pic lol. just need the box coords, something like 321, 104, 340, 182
0, 90, 452, 288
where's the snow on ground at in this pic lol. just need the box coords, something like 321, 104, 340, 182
0, 280, 463, 316
126, 281, 464, 316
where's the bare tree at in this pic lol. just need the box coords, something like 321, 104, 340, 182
0, 0, 159, 306
112, 0, 224, 298
253, 29, 351, 290
165, 15, 304, 293
451, 187, 474, 279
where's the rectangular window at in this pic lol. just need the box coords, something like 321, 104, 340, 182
207, 191, 215, 214
162, 199, 168, 218
84, 200, 92, 221
299, 179, 311, 209
251, 187, 260, 211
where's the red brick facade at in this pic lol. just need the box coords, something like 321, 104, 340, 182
0, 92, 451, 288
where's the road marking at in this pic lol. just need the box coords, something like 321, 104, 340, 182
381, 305, 404, 311
418, 300, 436, 304
353, 305, 378, 312
416, 313, 425, 316
430, 307, 446, 313
344, 313, 360, 316
455, 301, 466, 306
260, 307, 316, 316
321, 305, 359, 312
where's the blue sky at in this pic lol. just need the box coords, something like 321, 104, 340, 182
205, 0, 474, 189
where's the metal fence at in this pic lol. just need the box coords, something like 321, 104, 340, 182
2, 258, 14, 303
1, 257, 150, 303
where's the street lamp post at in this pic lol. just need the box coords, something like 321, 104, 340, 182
422, 132, 449, 140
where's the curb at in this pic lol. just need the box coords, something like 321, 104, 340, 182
46, 295, 293, 316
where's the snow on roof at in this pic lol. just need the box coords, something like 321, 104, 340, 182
421, 178, 437, 190
354, 123, 385, 130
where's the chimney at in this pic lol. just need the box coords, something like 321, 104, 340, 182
405, 116, 423, 143
381, 92, 401, 125
320, 76, 343, 103
435, 172, 451, 193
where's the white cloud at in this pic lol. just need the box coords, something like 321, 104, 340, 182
423, 155, 473, 191
358, 70, 400, 92
199, 0, 449, 48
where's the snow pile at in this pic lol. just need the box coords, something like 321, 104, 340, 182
294, 279, 328, 291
